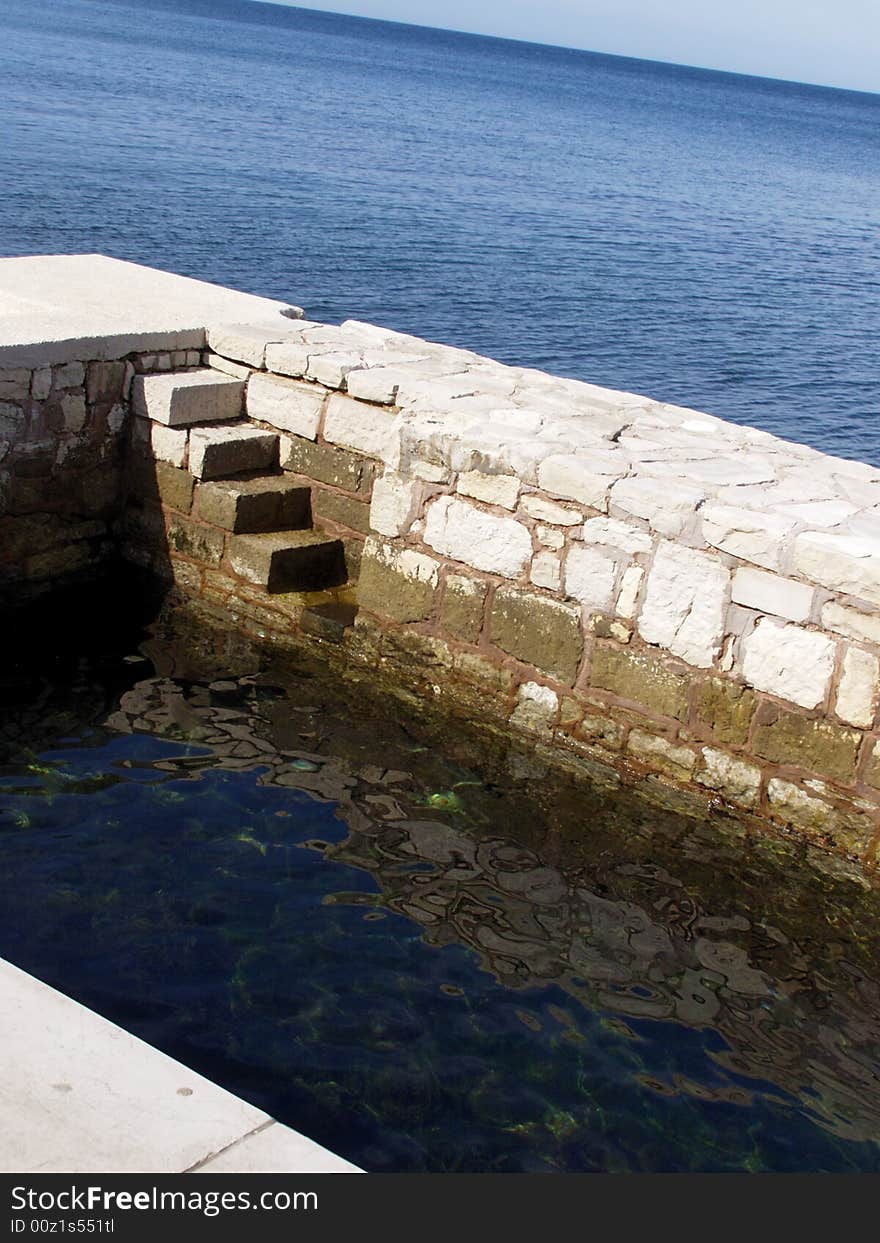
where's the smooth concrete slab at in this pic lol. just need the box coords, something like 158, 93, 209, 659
194, 1122, 361, 1174
0, 957, 360, 1173
0, 254, 304, 368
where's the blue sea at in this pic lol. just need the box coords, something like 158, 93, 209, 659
1, 0, 879, 461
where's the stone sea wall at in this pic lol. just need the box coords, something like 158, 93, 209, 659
182, 317, 880, 867
0, 347, 202, 602
5, 278, 880, 869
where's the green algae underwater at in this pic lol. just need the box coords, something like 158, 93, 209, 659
1, 576, 880, 1172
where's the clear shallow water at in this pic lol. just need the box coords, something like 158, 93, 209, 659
2, 586, 880, 1172
1, 0, 879, 462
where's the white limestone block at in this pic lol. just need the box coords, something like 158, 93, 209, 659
730, 567, 814, 623
246, 372, 323, 439
741, 618, 836, 709
370, 473, 420, 537
695, 748, 761, 808
637, 542, 728, 668
536, 450, 625, 510
615, 565, 644, 618
821, 601, 880, 646
457, 470, 520, 510
364, 537, 439, 588
701, 504, 796, 571
536, 524, 565, 550
132, 370, 243, 427
581, 516, 652, 555
423, 496, 532, 578
519, 494, 582, 525
564, 544, 618, 611
346, 366, 412, 405
835, 647, 879, 728
207, 323, 300, 369
323, 393, 400, 461
510, 681, 559, 732
151, 422, 188, 468
264, 340, 311, 378
611, 475, 706, 538
306, 351, 364, 390
411, 460, 450, 483
794, 531, 880, 606
205, 353, 251, 381
530, 551, 562, 591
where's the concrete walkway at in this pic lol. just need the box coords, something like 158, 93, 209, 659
0, 253, 302, 368
0, 957, 360, 1173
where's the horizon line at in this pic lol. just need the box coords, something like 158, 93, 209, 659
250, 0, 880, 98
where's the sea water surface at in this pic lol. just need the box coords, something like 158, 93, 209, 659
1, 0, 878, 461
1, 584, 880, 1173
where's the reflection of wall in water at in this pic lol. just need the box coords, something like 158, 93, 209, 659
101, 670, 880, 1146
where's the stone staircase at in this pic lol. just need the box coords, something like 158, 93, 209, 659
125, 369, 357, 633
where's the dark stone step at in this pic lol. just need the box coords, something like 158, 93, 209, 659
300, 601, 359, 643
193, 475, 311, 533
226, 530, 347, 594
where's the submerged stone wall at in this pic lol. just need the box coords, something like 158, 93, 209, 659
187, 317, 880, 868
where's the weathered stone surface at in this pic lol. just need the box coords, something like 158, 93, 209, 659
53, 362, 85, 390
323, 394, 399, 460
581, 516, 652, 555
835, 647, 879, 729
357, 538, 440, 623
441, 573, 486, 642
564, 544, 618, 611
766, 778, 876, 855
530, 550, 561, 591
821, 600, 880, 645
31, 369, 52, 401
453, 651, 515, 694
132, 371, 244, 427
741, 618, 836, 710
626, 730, 696, 778
518, 494, 581, 525
695, 677, 758, 746
794, 531, 880, 606
0, 369, 31, 401
146, 461, 195, 513
537, 451, 623, 510
510, 681, 558, 733
207, 323, 298, 369
148, 422, 188, 469
694, 748, 761, 808
590, 645, 689, 721
752, 706, 861, 784
457, 471, 519, 510
193, 476, 309, 533
865, 742, 880, 790
227, 529, 346, 593
575, 711, 624, 751
311, 488, 371, 534
701, 504, 796, 571
611, 475, 705, 538
615, 565, 643, 618
370, 473, 419, 537
638, 542, 728, 668
423, 496, 532, 578
490, 587, 582, 683
731, 567, 814, 623
281, 436, 373, 493
165, 514, 225, 566
188, 426, 278, 480
264, 341, 310, 378
61, 395, 87, 434
86, 360, 126, 407
246, 373, 323, 439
